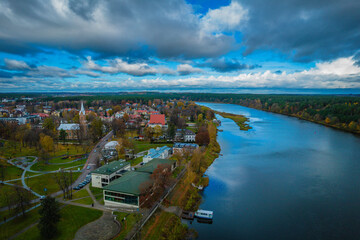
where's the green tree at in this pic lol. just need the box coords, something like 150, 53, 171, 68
38, 196, 61, 239
43, 118, 55, 132
59, 129, 67, 143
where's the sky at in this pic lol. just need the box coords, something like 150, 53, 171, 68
0, 0, 360, 93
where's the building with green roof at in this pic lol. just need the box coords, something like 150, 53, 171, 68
137, 158, 176, 174
91, 160, 130, 188
103, 171, 151, 208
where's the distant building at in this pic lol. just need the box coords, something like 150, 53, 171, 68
57, 123, 80, 139
175, 129, 196, 142
91, 161, 130, 188
148, 114, 166, 128
173, 142, 199, 154
57, 101, 87, 139
142, 146, 172, 163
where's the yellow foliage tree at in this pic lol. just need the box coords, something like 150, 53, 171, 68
40, 134, 54, 153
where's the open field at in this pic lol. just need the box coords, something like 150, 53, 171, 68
31, 158, 86, 172
26, 172, 81, 195
0, 159, 23, 181
14, 205, 103, 240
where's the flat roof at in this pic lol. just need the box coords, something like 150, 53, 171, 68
91, 161, 130, 175
137, 158, 176, 173
103, 171, 151, 195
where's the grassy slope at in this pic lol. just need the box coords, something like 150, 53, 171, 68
113, 212, 142, 240
14, 205, 102, 240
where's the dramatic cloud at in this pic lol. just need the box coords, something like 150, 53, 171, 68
201, 1, 248, 33
177, 64, 202, 75
4, 58, 31, 70
2, 56, 359, 91
199, 58, 261, 72
0, 0, 234, 59
238, 0, 360, 61
85, 57, 158, 76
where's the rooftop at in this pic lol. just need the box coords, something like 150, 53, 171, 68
103, 171, 151, 195
149, 114, 166, 125
173, 142, 199, 148
57, 123, 80, 131
137, 158, 176, 173
91, 161, 130, 175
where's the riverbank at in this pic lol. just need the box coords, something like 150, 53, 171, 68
140, 120, 220, 239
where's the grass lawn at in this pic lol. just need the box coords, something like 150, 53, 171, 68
72, 197, 93, 205
0, 185, 36, 208
30, 158, 86, 172
134, 141, 173, 153
129, 156, 143, 166
51, 144, 92, 157
0, 142, 38, 159
0, 203, 39, 221
113, 212, 142, 240
0, 159, 23, 181
26, 172, 81, 195
48, 155, 86, 164
0, 206, 40, 240
14, 205, 103, 240
89, 185, 103, 202
71, 189, 89, 199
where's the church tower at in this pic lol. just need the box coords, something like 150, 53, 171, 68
79, 101, 87, 135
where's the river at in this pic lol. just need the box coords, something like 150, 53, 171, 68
192, 102, 360, 240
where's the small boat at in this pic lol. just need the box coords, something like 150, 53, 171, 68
195, 210, 213, 220
181, 211, 195, 220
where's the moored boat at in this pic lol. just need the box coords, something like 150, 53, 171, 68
195, 210, 213, 220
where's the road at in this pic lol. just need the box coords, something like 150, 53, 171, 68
72, 131, 113, 187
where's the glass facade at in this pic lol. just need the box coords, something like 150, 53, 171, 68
104, 191, 138, 206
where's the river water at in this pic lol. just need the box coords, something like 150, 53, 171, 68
192, 102, 360, 240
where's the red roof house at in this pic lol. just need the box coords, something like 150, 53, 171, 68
149, 114, 166, 126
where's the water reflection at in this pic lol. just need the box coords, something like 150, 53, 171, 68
191, 102, 360, 240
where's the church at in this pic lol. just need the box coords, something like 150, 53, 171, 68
57, 101, 87, 140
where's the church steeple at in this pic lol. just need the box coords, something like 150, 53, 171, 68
80, 101, 85, 116
79, 101, 86, 127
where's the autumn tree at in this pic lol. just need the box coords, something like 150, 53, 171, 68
40, 134, 54, 153
89, 118, 103, 143
153, 125, 163, 138
195, 126, 210, 146
112, 118, 126, 137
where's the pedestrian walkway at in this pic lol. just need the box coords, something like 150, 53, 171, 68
73, 211, 120, 240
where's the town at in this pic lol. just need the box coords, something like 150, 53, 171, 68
0, 95, 220, 239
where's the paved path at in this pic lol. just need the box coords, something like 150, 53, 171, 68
74, 211, 120, 240
73, 131, 113, 188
